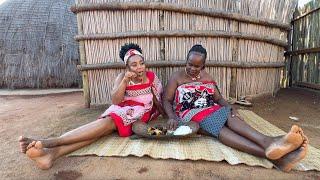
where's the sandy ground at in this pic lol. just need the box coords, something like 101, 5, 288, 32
0, 87, 319, 180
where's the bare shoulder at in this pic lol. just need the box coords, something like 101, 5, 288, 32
201, 70, 215, 81
169, 70, 183, 82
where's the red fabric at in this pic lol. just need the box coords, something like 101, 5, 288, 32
191, 105, 221, 122
174, 82, 217, 114
125, 71, 155, 90
174, 81, 221, 123
109, 112, 150, 137
189, 80, 220, 122
100, 71, 161, 137
117, 100, 144, 107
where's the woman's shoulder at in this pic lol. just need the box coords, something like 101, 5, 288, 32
146, 70, 155, 76
201, 71, 216, 83
146, 71, 156, 81
170, 70, 185, 82
172, 69, 184, 78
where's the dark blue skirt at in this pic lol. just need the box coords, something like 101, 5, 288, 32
199, 106, 231, 138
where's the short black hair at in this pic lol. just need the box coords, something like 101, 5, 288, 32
119, 43, 143, 61
187, 44, 207, 61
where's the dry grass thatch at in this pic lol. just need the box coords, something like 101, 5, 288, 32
0, 0, 81, 89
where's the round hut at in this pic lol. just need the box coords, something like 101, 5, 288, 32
0, 0, 81, 89
71, 0, 297, 107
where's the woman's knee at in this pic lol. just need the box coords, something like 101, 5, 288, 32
132, 121, 147, 133
98, 116, 116, 130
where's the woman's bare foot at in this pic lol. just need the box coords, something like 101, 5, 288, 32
26, 141, 56, 170
273, 135, 309, 172
19, 136, 36, 153
265, 125, 304, 160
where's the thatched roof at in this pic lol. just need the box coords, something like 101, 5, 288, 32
0, 0, 81, 89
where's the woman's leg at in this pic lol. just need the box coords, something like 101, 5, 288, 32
225, 115, 304, 159
272, 135, 308, 172
26, 139, 98, 170
24, 116, 118, 170
20, 116, 116, 152
218, 127, 265, 157
216, 126, 309, 172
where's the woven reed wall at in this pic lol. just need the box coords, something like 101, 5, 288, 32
289, 1, 320, 89
0, 0, 81, 89
72, 0, 297, 107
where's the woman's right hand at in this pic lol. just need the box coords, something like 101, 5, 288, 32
123, 71, 137, 82
167, 117, 179, 130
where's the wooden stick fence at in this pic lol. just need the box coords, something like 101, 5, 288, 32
72, 0, 296, 107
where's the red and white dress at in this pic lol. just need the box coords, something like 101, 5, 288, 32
100, 71, 162, 137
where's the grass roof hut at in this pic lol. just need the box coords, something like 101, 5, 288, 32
0, 0, 81, 89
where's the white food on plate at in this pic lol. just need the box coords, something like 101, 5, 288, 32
173, 125, 192, 136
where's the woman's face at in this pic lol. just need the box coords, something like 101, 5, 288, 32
127, 55, 146, 77
186, 52, 205, 76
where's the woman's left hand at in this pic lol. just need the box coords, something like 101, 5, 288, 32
167, 118, 179, 130
230, 109, 243, 120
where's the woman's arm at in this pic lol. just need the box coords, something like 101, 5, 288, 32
111, 71, 136, 104
213, 86, 232, 109
151, 88, 168, 118
204, 70, 238, 116
163, 74, 180, 129
203, 72, 232, 110
213, 86, 241, 118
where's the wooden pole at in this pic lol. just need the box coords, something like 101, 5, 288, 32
292, 7, 320, 22
159, 6, 165, 61
74, 30, 288, 47
285, 47, 320, 56
77, 14, 91, 108
229, 21, 239, 99
77, 61, 285, 71
159, 0, 166, 83
288, 19, 294, 87
295, 81, 320, 90
70, 2, 290, 30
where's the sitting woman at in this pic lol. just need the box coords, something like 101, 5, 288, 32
19, 43, 165, 169
163, 44, 308, 172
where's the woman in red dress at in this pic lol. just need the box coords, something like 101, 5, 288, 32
163, 44, 309, 172
19, 43, 164, 169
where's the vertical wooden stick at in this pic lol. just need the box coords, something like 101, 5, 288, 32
77, 13, 91, 108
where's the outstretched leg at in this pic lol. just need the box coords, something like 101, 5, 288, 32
272, 134, 309, 172
19, 136, 36, 153
212, 126, 309, 172
26, 139, 98, 170
22, 116, 116, 151
218, 127, 265, 157
226, 115, 304, 159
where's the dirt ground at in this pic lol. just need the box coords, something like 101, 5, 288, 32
0, 87, 319, 180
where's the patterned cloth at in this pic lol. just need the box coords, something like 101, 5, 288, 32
199, 106, 231, 138
174, 81, 221, 122
100, 71, 162, 137
174, 81, 230, 137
